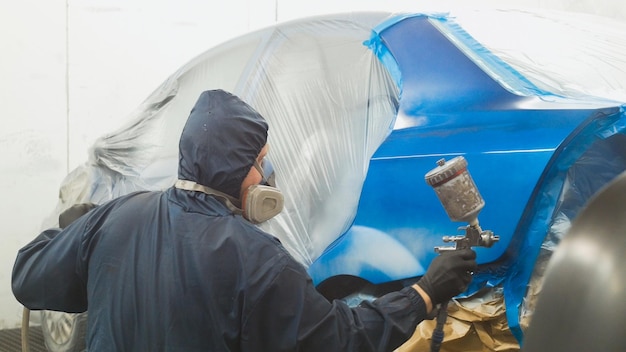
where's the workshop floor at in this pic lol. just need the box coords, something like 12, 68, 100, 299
0, 326, 47, 352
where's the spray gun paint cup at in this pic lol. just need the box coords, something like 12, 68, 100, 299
424, 156, 485, 226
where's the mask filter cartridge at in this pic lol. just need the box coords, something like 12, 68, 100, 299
244, 184, 284, 224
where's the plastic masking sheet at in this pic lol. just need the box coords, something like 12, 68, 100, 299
46, 12, 399, 267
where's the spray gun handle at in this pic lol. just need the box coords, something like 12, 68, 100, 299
434, 236, 468, 252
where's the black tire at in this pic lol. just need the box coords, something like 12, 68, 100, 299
316, 275, 403, 305
40, 311, 87, 352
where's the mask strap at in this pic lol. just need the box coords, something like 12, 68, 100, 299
254, 159, 276, 187
174, 179, 243, 215
253, 160, 264, 177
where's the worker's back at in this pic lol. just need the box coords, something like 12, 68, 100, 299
81, 188, 288, 351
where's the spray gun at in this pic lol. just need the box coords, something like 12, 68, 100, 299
424, 156, 499, 252
424, 156, 500, 352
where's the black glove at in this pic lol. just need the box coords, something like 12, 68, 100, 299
416, 248, 478, 305
59, 203, 97, 229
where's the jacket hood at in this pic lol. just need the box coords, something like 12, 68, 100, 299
178, 90, 268, 199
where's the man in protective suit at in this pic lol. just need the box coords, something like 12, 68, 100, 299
12, 89, 477, 351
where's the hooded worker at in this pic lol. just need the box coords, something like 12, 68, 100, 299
12, 89, 476, 351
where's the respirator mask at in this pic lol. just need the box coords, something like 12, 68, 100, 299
244, 158, 284, 224
174, 158, 284, 224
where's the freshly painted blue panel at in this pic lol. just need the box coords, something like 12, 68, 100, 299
309, 15, 602, 284
307, 13, 626, 344
380, 16, 522, 112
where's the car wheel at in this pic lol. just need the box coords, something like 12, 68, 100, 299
40, 311, 87, 352
316, 275, 403, 305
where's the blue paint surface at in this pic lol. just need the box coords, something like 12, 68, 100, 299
307, 14, 626, 342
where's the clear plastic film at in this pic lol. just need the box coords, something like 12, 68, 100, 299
438, 8, 626, 103
48, 12, 399, 266
238, 15, 400, 264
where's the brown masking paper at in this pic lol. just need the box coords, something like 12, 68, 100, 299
396, 289, 520, 352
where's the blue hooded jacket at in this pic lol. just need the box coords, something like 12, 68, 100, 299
12, 90, 427, 351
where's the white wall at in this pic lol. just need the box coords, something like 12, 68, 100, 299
1, 0, 624, 329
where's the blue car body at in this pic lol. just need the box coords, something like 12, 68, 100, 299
47, 11, 626, 346
306, 14, 626, 341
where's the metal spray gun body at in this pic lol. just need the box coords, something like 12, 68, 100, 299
424, 156, 500, 352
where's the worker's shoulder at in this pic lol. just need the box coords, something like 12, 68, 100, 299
94, 190, 160, 209
221, 216, 294, 261
232, 218, 283, 248
237, 227, 304, 282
